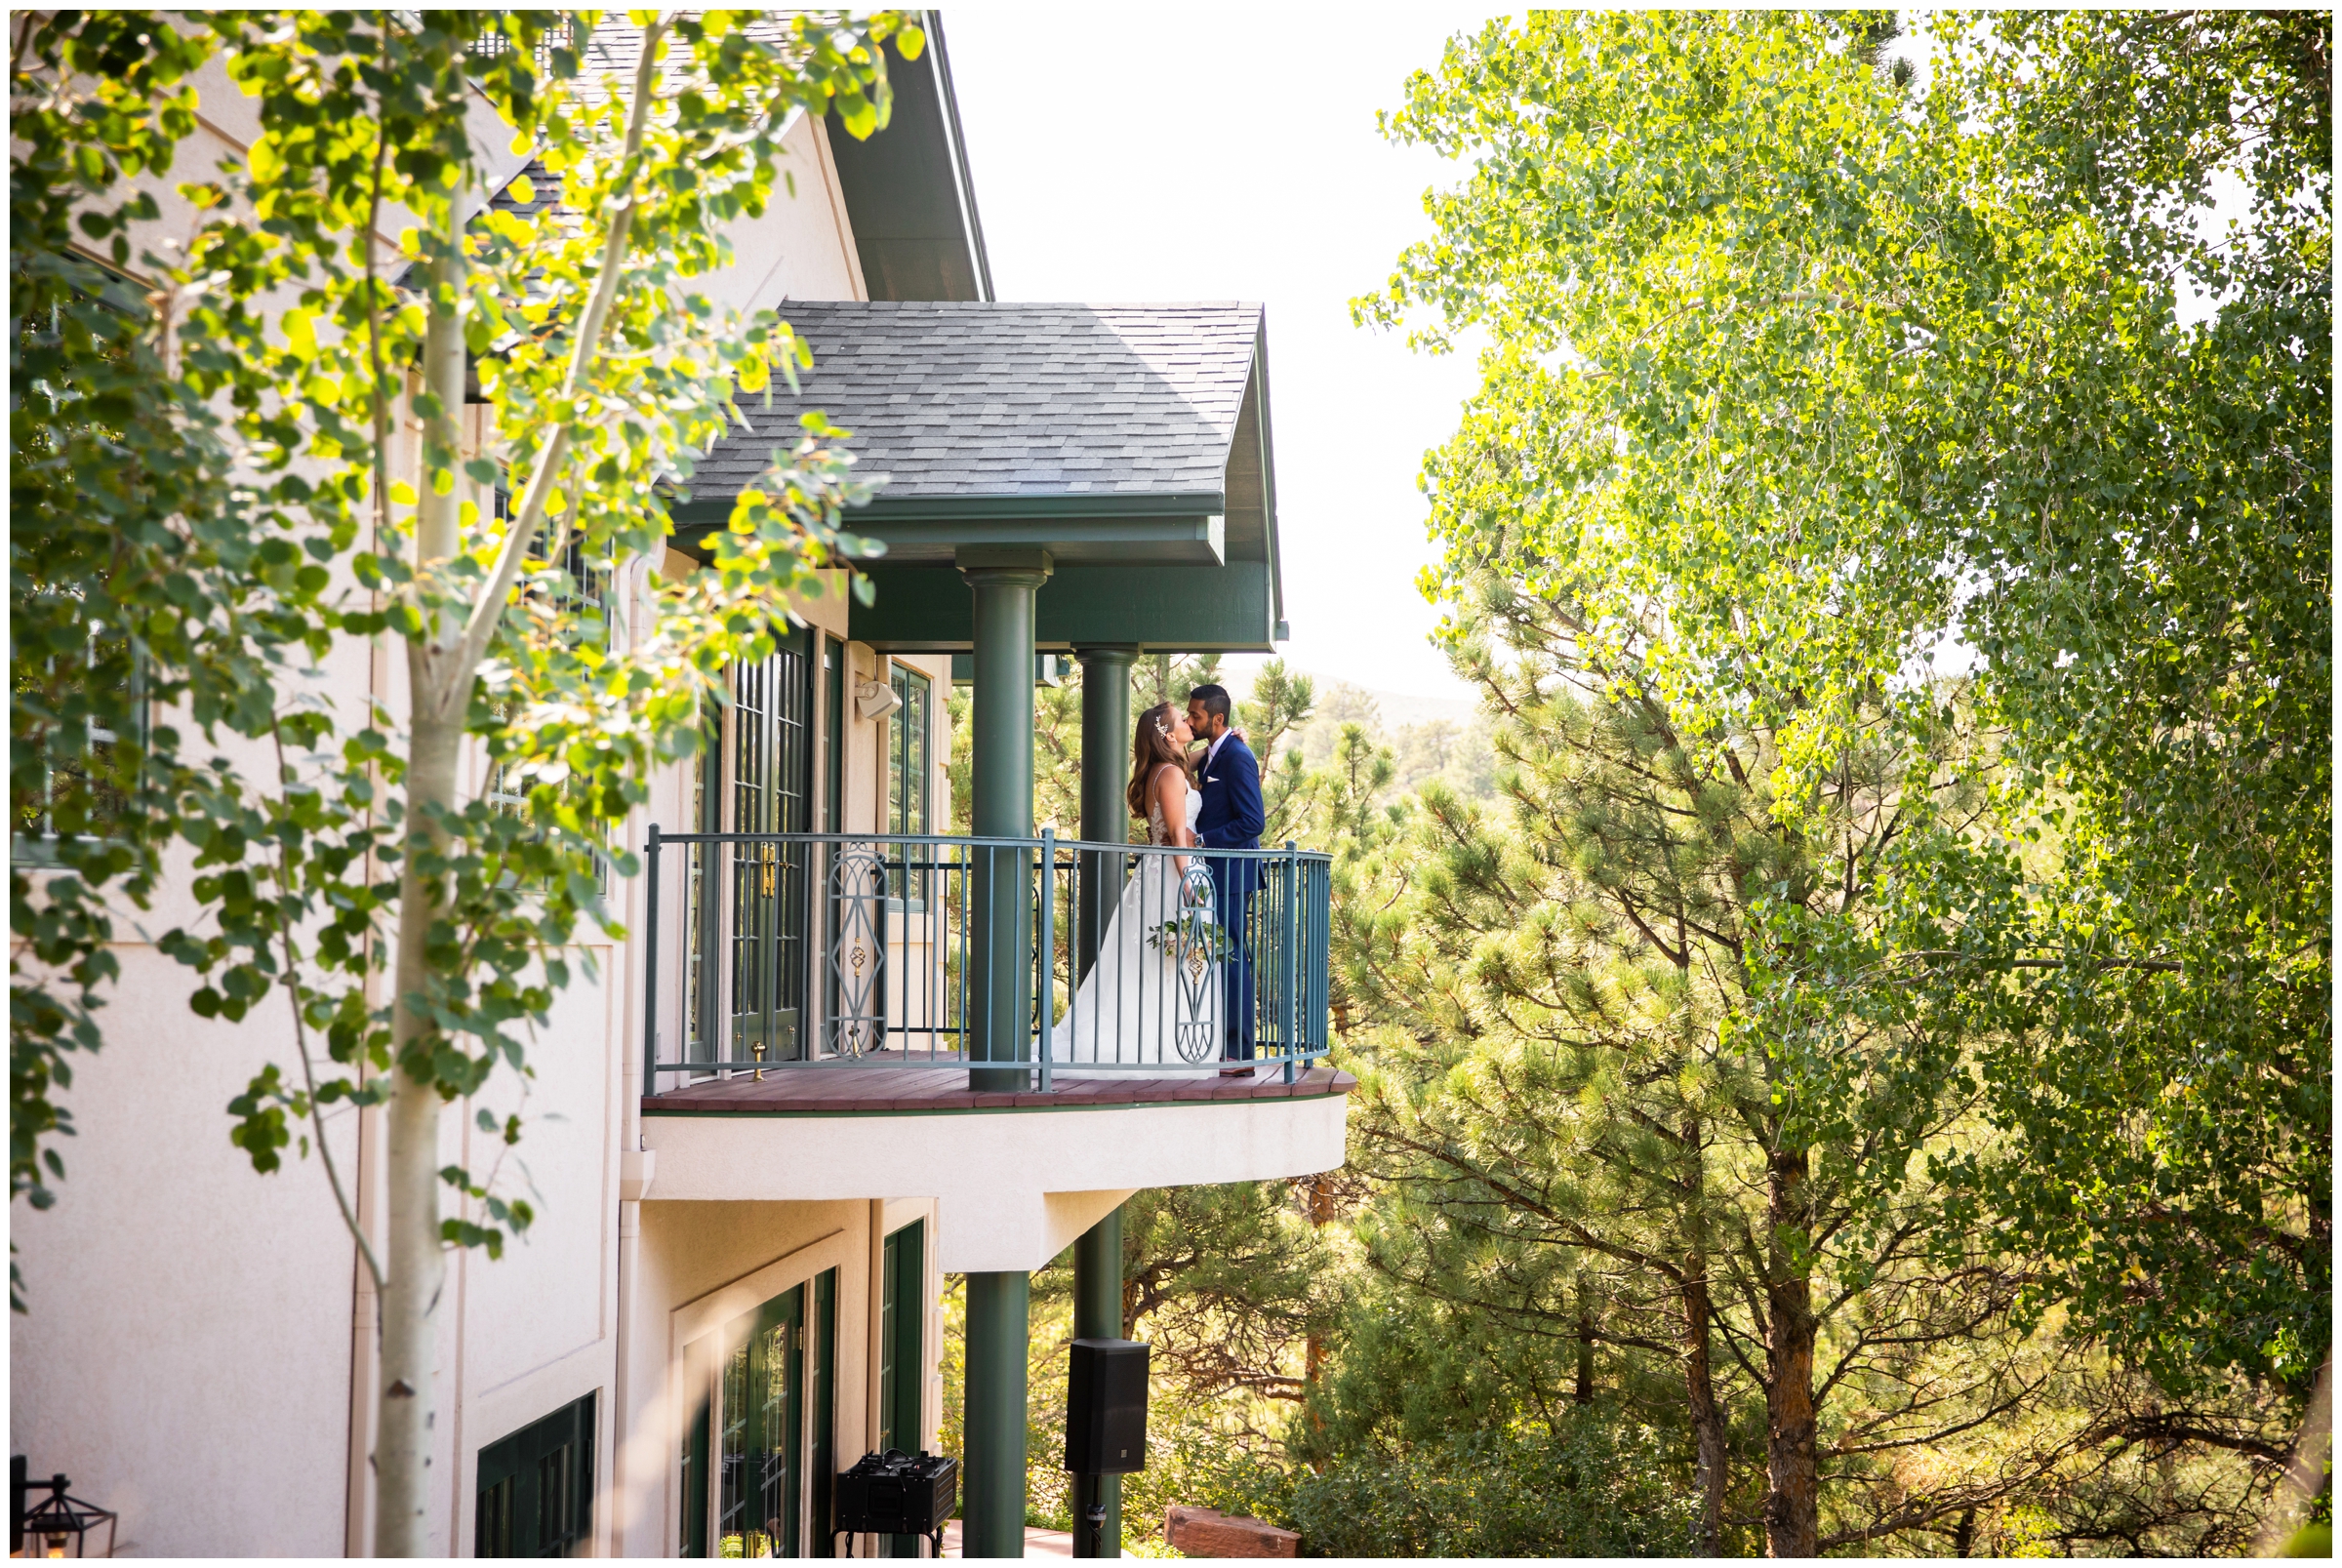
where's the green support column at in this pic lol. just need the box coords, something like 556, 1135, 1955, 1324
1070, 1208, 1125, 1557
961, 550, 1051, 1561
1073, 647, 1137, 977
963, 1269, 1032, 1559
962, 549, 1051, 1094
1070, 645, 1136, 1557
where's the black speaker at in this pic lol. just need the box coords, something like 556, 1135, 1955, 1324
1065, 1339, 1150, 1474
833, 1449, 958, 1553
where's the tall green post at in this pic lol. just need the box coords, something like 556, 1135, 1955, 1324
962, 549, 1050, 1095
963, 1269, 1032, 1558
1073, 647, 1137, 979
1070, 645, 1136, 1557
959, 548, 1051, 1560
1070, 1209, 1126, 1558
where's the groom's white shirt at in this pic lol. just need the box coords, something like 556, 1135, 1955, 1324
1202, 728, 1231, 777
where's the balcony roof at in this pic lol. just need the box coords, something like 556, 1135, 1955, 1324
670, 301, 1287, 651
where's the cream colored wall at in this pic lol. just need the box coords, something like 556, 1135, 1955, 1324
8, 947, 360, 1557
690, 111, 868, 311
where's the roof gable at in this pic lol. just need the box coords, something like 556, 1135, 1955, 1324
683, 302, 1273, 567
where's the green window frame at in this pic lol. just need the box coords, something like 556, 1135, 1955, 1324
823, 637, 845, 834
886, 664, 930, 906
475, 1389, 596, 1557
887, 664, 929, 839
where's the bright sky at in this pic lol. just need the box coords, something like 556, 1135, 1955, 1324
944, 7, 1513, 706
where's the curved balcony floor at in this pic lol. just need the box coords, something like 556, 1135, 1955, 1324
639, 1062, 1353, 1272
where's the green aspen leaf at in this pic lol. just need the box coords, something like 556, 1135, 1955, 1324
389, 480, 419, 506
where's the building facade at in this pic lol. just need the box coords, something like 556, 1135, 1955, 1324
11, 17, 1347, 1560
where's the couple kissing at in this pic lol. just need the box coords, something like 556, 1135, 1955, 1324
1052, 683, 1265, 1076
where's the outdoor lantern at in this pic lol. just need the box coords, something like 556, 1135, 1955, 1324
854, 677, 901, 722
11, 1461, 116, 1559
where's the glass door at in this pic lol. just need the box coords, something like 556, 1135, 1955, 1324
718, 1284, 805, 1559
719, 635, 812, 1067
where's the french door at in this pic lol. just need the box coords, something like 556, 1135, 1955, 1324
719, 1285, 804, 1559
687, 635, 813, 1068
688, 1268, 839, 1559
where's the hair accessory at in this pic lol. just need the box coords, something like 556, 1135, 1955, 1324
1153, 717, 1171, 739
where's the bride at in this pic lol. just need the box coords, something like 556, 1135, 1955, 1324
1051, 701, 1223, 1074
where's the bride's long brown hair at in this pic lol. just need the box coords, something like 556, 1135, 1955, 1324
1125, 702, 1186, 820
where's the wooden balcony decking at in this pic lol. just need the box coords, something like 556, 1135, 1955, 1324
642, 1056, 1355, 1115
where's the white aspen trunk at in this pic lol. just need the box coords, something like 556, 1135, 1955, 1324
367, 33, 660, 1552
374, 200, 468, 1559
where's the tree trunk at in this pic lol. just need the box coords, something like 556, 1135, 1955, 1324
1680, 1121, 1727, 1555
1573, 1269, 1595, 1405
1683, 1260, 1727, 1554
374, 199, 467, 1560
1304, 1175, 1333, 1415
1763, 1143, 1820, 1558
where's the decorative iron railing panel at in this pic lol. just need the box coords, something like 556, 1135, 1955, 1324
641, 830, 1333, 1093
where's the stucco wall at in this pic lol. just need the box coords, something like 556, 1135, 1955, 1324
9, 947, 362, 1557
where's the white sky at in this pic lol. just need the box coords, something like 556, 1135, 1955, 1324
943, 6, 1513, 705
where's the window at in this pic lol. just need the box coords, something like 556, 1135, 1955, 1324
481, 500, 613, 885
475, 1390, 596, 1557
13, 623, 139, 864
887, 664, 930, 839
886, 664, 930, 905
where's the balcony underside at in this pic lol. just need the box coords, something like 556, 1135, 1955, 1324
639, 1063, 1353, 1273
640, 1058, 1353, 1116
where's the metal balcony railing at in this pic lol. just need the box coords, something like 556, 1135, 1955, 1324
640, 829, 1332, 1093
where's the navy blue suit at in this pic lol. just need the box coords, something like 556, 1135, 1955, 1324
1194, 733, 1265, 1060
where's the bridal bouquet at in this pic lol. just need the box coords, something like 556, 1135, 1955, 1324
1147, 907, 1237, 964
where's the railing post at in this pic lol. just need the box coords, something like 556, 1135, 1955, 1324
1038, 827, 1055, 1092
643, 824, 662, 1098
1283, 840, 1298, 1085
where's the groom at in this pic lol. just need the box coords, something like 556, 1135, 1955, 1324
1186, 684, 1265, 1069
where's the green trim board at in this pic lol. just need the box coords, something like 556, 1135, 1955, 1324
811, 1268, 840, 1558
877, 1220, 928, 1556
670, 509, 1226, 568
671, 491, 1223, 526
849, 563, 1281, 654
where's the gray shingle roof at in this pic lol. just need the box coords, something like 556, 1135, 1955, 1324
688, 302, 1264, 509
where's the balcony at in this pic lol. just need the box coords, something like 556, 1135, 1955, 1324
640, 828, 1333, 1092
636, 830, 1350, 1269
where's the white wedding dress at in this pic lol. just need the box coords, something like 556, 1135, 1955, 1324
1050, 780, 1222, 1076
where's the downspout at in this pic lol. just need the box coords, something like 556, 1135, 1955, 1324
611, 551, 662, 1554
